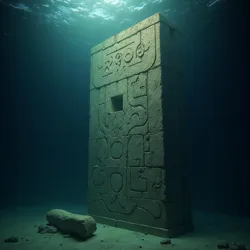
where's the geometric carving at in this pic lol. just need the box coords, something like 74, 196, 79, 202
128, 135, 144, 167
91, 26, 156, 89
88, 13, 193, 237
144, 133, 164, 167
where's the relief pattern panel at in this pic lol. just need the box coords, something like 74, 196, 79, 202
91, 25, 156, 88
88, 13, 192, 237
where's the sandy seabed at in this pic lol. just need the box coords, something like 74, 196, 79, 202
0, 203, 249, 250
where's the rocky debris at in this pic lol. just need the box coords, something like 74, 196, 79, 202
230, 243, 247, 250
217, 241, 230, 249
37, 224, 58, 234
217, 241, 247, 250
4, 236, 19, 243
160, 239, 171, 245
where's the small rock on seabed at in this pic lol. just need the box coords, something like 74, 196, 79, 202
37, 224, 58, 234
4, 236, 19, 243
217, 241, 247, 250
160, 239, 171, 245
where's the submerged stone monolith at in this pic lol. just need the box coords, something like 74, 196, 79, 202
88, 12, 193, 237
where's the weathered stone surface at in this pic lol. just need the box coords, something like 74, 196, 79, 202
88, 12, 192, 237
46, 209, 96, 239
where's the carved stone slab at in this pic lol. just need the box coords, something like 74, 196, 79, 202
88, 12, 193, 237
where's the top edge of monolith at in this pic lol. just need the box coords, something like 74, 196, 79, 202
90, 12, 175, 55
